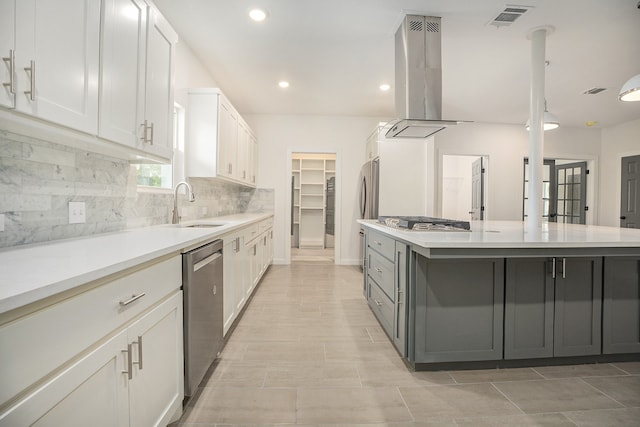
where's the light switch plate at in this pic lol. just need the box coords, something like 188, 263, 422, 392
0, 213, 4, 231
69, 202, 86, 224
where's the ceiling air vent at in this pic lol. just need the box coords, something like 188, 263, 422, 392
583, 87, 607, 95
488, 5, 534, 27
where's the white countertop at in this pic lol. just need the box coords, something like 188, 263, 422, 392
0, 213, 272, 315
358, 219, 640, 249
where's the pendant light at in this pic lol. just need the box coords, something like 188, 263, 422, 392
619, 74, 640, 101
525, 100, 559, 131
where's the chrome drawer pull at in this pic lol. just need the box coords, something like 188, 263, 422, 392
3, 49, 15, 94
119, 292, 146, 306
24, 60, 35, 101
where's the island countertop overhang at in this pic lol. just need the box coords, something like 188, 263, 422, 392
358, 219, 640, 258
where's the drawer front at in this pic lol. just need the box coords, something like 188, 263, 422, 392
368, 229, 395, 261
259, 218, 273, 234
0, 256, 181, 406
368, 250, 395, 301
368, 278, 393, 337
244, 223, 260, 243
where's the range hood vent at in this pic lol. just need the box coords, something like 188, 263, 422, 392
386, 15, 463, 139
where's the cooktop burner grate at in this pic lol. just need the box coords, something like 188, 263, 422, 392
378, 216, 471, 231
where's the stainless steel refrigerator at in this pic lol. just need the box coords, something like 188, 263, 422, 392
358, 158, 379, 270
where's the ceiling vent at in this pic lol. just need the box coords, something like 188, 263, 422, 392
583, 87, 607, 95
488, 5, 534, 27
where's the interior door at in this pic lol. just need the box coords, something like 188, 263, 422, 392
556, 162, 587, 224
470, 157, 484, 220
523, 159, 557, 222
620, 155, 640, 228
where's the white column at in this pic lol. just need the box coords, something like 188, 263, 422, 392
527, 28, 548, 233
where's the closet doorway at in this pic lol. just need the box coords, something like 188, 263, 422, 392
291, 152, 336, 263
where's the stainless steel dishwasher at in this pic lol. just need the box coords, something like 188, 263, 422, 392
182, 239, 223, 397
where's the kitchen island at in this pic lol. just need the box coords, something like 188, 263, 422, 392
358, 219, 640, 370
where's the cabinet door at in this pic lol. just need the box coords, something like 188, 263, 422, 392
393, 242, 408, 355
554, 257, 602, 357
0, 331, 129, 427
218, 96, 237, 179
504, 258, 554, 359
15, 0, 100, 133
223, 236, 237, 335
413, 257, 504, 363
143, 6, 176, 159
603, 257, 640, 354
128, 292, 183, 427
250, 134, 258, 186
234, 236, 246, 312
237, 120, 249, 183
0, 0, 15, 108
99, 0, 147, 148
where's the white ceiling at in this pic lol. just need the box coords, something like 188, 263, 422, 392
153, 0, 640, 129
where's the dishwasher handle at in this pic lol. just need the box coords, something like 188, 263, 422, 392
194, 251, 222, 272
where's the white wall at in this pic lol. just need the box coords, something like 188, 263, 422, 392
244, 114, 385, 265
433, 122, 602, 222
599, 118, 640, 227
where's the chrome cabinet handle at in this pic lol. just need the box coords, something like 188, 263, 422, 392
122, 343, 133, 380
374, 240, 382, 246
24, 60, 35, 101
374, 299, 383, 306
228, 163, 233, 174
119, 292, 146, 306
141, 120, 148, 142
3, 49, 15, 94
149, 122, 154, 145
133, 336, 143, 370
562, 258, 566, 279
552, 258, 556, 279
375, 267, 383, 273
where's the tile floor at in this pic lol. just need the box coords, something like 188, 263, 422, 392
173, 263, 640, 426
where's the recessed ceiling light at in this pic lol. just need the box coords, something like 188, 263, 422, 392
379, 83, 391, 91
249, 8, 267, 22
278, 81, 290, 89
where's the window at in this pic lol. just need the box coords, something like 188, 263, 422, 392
135, 104, 185, 189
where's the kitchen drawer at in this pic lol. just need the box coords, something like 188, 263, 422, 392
0, 256, 181, 406
259, 218, 273, 233
368, 229, 395, 261
368, 278, 393, 337
244, 223, 260, 244
367, 250, 395, 302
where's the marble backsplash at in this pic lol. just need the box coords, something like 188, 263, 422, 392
0, 130, 274, 248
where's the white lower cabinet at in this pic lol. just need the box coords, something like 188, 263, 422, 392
222, 219, 273, 336
0, 258, 183, 427
0, 330, 130, 427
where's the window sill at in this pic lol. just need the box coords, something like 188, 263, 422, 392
137, 185, 172, 194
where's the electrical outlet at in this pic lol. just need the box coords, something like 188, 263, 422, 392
0, 213, 4, 232
69, 201, 86, 224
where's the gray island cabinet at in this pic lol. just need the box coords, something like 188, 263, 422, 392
359, 220, 640, 370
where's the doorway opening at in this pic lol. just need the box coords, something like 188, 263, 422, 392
523, 158, 589, 224
441, 155, 487, 221
290, 152, 336, 263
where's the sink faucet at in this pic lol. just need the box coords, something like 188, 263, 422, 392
172, 181, 196, 224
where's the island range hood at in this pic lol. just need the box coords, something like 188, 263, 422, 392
386, 15, 462, 139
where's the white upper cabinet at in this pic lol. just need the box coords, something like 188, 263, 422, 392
0, 0, 16, 109
142, 5, 177, 159
13, 0, 100, 134
100, 0, 176, 160
187, 88, 257, 187
99, 0, 147, 149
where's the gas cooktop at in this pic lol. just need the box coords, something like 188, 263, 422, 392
378, 216, 471, 231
